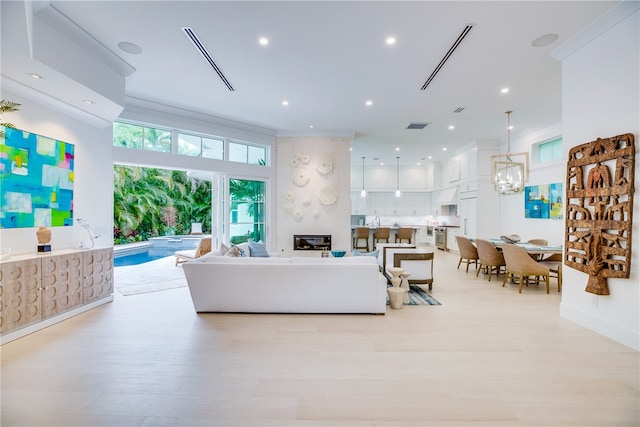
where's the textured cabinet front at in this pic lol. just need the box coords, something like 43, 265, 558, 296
83, 248, 114, 304
0, 259, 42, 333
1, 248, 113, 338
42, 253, 84, 318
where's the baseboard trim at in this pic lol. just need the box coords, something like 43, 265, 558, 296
560, 302, 639, 351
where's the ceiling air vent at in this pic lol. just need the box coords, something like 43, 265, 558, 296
182, 27, 234, 91
407, 122, 430, 130
453, 107, 465, 113
420, 25, 474, 91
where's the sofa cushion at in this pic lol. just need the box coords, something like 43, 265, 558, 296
351, 249, 379, 258
248, 240, 269, 257
223, 245, 242, 257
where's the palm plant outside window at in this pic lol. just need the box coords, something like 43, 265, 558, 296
229, 179, 265, 244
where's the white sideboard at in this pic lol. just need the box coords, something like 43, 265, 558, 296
0, 247, 113, 344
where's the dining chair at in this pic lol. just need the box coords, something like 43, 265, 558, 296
353, 227, 370, 252
501, 243, 550, 293
455, 235, 479, 273
475, 239, 506, 281
527, 238, 548, 260
395, 227, 413, 244
538, 252, 563, 292
374, 227, 391, 244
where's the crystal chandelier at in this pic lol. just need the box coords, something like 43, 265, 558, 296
492, 111, 528, 195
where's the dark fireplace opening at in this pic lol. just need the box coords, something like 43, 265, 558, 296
293, 234, 332, 251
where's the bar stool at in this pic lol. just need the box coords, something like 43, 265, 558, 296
353, 227, 370, 252
374, 227, 391, 245
395, 227, 413, 244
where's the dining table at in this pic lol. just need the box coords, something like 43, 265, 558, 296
471, 238, 563, 255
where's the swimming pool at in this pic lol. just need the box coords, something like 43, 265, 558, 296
114, 247, 177, 267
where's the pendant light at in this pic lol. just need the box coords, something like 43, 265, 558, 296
360, 156, 367, 198
492, 110, 527, 195
395, 156, 401, 198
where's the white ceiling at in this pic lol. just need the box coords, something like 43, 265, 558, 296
1, 1, 617, 167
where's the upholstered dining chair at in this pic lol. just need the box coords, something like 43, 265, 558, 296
395, 227, 413, 244
353, 227, 370, 252
175, 237, 212, 266
475, 239, 506, 281
455, 235, 479, 273
374, 227, 391, 245
501, 243, 550, 293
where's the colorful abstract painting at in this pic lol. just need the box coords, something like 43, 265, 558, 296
524, 182, 563, 219
0, 126, 74, 228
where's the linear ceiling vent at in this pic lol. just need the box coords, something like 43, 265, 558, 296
407, 122, 430, 130
420, 25, 474, 91
182, 27, 234, 91
453, 107, 465, 113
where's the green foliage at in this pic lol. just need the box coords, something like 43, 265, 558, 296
113, 165, 212, 243
0, 99, 21, 139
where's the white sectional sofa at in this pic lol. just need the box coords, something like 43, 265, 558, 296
182, 255, 387, 314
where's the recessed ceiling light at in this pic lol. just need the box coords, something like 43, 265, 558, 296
428, 156, 432, 160
282, 100, 289, 106
501, 87, 510, 94
309, 125, 314, 129
386, 37, 396, 45
259, 37, 269, 46
82, 100, 95, 105
448, 125, 455, 130
28, 73, 44, 79
416, 162, 421, 166
365, 100, 373, 106
118, 41, 142, 54
531, 33, 559, 48
380, 162, 384, 166
442, 147, 447, 151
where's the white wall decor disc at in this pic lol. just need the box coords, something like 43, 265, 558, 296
316, 159, 334, 175
319, 186, 338, 205
297, 153, 311, 164
293, 170, 310, 186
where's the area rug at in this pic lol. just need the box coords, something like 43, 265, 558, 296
386, 285, 441, 306
115, 256, 188, 296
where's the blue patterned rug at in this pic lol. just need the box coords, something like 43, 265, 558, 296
386, 285, 441, 306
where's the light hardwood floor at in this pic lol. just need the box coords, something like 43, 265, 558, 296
1, 249, 638, 426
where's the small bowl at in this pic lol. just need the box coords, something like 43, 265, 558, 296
331, 250, 346, 258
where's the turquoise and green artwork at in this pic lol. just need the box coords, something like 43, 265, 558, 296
524, 182, 562, 219
0, 126, 74, 228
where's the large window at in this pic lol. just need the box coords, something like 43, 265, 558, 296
113, 122, 171, 152
228, 179, 265, 244
178, 132, 224, 159
229, 142, 267, 165
114, 121, 268, 166
535, 136, 562, 163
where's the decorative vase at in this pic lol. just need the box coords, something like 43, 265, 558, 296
36, 226, 52, 244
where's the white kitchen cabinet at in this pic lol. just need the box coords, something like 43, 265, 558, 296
458, 197, 477, 238
351, 191, 367, 214
446, 227, 462, 253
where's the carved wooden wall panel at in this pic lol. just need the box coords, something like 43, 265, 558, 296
565, 133, 635, 295
0, 259, 42, 333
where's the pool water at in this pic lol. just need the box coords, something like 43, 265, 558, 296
114, 248, 177, 267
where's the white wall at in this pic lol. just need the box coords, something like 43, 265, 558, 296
553, 3, 639, 350
498, 122, 566, 245
276, 136, 352, 256
0, 90, 114, 254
